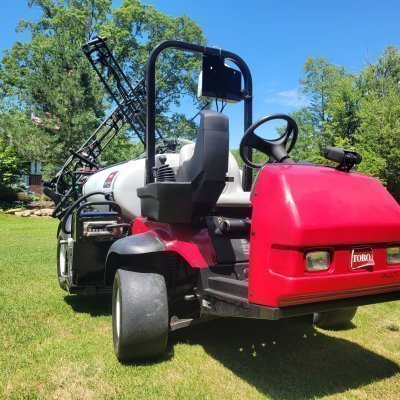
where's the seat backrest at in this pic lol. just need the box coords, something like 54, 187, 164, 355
176, 110, 229, 214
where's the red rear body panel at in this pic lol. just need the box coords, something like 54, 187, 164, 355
249, 165, 400, 307
132, 217, 217, 268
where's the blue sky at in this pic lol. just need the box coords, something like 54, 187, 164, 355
1, 0, 400, 147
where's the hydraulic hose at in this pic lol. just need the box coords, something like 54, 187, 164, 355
61, 191, 111, 234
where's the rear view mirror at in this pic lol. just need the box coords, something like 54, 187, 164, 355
197, 54, 242, 103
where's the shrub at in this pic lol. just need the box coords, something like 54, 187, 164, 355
0, 186, 18, 203
0, 138, 21, 188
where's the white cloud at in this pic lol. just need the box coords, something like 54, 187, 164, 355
264, 89, 309, 108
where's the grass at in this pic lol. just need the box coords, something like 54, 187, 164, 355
0, 213, 400, 400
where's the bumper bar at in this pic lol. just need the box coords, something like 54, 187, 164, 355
202, 290, 400, 320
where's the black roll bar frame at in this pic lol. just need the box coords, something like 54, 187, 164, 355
145, 40, 253, 191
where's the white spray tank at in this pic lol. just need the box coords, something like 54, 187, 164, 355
82, 153, 181, 221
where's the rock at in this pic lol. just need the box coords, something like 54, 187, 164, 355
17, 192, 31, 203
28, 201, 54, 209
5, 208, 21, 214
8, 207, 53, 217
41, 208, 54, 216
386, 323, 399, 332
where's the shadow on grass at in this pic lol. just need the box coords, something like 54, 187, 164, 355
63, 295, 399, 397
322, 321, 357, 331
120, 347, 175, 366
64, 294, 112, 317
170, 317, 400, 400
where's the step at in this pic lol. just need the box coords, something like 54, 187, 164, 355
207, 276, 248, 299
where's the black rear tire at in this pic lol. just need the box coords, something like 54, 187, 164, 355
313, 307, 357, 329
112, 268, 169, 361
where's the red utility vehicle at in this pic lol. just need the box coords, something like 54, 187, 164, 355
45, 38, 400, 361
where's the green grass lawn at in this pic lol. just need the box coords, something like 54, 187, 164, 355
0, 214, 399, 400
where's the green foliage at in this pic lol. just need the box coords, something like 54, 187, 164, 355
300, 57, 345, 137
0, 187, 19, 208
0, 0, 205, 178
293, 47, 400, 200
100, 136, 144, 165
0, 137, 22, 207
355, 47, 400, 197
102, 0, 205, 115
290, 107, 325, 164
0, 137, 22, 188
0, 0, 108, 177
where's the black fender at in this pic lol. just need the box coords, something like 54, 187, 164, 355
105, 232, 166, 284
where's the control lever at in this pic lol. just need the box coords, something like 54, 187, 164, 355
324, 147, 362, 172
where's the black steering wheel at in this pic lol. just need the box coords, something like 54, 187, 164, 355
239, 114, 298, 168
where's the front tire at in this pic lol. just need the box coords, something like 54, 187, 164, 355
314, 307, 357, 329
57, 234, 70, 291
112, 268, 169, 361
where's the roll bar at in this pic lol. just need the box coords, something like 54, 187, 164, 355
145, 40, 253, 191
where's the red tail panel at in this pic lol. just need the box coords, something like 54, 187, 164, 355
249, 165, 400, 307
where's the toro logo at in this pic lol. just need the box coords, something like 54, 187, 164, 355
103, 171, 118, 188
351, 248, 375, 270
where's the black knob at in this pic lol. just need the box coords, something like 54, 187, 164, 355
159, 155, 167, 165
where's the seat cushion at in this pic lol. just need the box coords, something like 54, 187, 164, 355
217, 190, 251, 207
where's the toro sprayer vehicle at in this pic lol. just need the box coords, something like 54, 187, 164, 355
44, 37, 400, 361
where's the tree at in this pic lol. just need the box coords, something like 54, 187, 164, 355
0, 0, 205, 178
102, 0, 205, 116
324, 73, 361, 146
0, 0, 109, 177
289, 107, 324, 163
296, 47, 400, 200
100, 134, 144, 166
0, 137, 21, 188
300, 57, 345, 138
355, 46, 400, 198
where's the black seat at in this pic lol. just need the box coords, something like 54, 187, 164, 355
137, 110, 229, 223
176, 110, 229, 215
